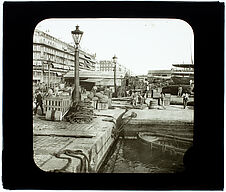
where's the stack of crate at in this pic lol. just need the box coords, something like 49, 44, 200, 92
152, 89, 161, 99
43, 96, 71, 116
164, 93, 171, 106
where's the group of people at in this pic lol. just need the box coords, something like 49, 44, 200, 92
131, 91, 147, 106
160, 91, 189, 109
178, 86, 190, 109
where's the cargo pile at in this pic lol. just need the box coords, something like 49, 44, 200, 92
86, 91, 110, 110
64, 101, 94, 123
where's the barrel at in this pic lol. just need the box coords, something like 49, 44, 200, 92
164, 99, 170, 106
45, 110, 63, 121
149, 99, 158, 109
164, 93, 171, 106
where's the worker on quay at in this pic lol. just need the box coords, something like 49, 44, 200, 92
160, 92, 165, 109
182, 92, 189, 109
178, 86, 183, 97
34, 90, 44, 115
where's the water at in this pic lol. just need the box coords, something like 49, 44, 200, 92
99, 139, 186, 173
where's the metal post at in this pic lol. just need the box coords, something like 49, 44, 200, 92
114, 62, 117, 98
48, 63, 50, 88
73, 45, 80, 103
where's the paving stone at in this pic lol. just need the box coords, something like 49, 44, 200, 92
33, 110, 123, 173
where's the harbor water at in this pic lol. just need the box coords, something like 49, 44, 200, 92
99, 138, 186, 173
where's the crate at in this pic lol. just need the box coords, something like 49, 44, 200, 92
91, 100, 98, 109
165, 93, 171, 98
157, 87, 162, 92
149, 99, 158, 109
164, 93, 171, 106
97, 102, 108, 110
45, 110, 63, 121
43, 96, 71, 115
153, 92, 160, 99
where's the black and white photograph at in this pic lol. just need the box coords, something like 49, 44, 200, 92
33, 18, 194, 173
3, 1, 224, 190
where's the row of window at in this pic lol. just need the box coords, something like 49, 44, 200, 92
33, 71, 60, 77
33, 44, 74, 61
34, 30, 70, 52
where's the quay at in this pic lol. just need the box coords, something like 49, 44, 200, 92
122, 105, 194, 138
33, 104, 194, 173
33, 109, 125, 173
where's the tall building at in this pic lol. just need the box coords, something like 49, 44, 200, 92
96, 60, 132, 77
33, 29, 97, 85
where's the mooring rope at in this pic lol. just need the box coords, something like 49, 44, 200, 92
111, 138, 123, 173
51, 152, 72, 173
51, 149, 92, 173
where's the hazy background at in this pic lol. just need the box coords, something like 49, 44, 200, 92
36, 18, 194, 75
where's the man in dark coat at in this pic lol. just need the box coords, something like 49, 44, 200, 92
34, 90, 44, 115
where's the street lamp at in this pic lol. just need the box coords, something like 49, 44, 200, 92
112, 55, 118, 98
71, 25, 83, 103
47, 58, 53, 89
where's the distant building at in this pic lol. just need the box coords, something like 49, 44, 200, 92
33, 29, 97, 85
96, 60, 133, 77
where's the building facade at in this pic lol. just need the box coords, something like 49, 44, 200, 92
96, 60, 133, 77
33, 29, 97, 86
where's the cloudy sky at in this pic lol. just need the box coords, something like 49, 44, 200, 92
36, 18, 194, 75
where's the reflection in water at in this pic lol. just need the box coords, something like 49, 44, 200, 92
99, 139, 186, 173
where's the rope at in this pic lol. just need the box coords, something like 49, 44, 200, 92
51, 149, 92, 173
64, 149, 92, 173
51, 152, 72, 173
114, 112, 137, 137
111, 139, 123, 173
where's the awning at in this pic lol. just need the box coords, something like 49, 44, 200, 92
33, 76, 41, 80
52, 63, 63, 69
64, 65, 70, 70
33, 61, 42, 66
81, 78, 103, 83
56, 72, 62, 76
96, 79, 121, 86
84, 55, 91, 60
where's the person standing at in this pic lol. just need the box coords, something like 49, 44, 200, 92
34, 90, 44, 115
182, 92, 189, 109
160, 92, 165, 108
178, 86, 183, 97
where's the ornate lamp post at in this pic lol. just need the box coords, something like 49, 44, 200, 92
71, 25, 83, 103
112, 55, 118, 98
46, 58, 53, 89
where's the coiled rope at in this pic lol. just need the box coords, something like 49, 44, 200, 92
52, 149, 93, 173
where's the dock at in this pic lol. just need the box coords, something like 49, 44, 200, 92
33, 109, 125, 173
122, 105, 194, 138
33, 105, 194, 173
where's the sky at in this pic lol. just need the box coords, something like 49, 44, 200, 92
36, 18, 194, 75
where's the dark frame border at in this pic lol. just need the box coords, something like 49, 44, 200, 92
3, 1, 224, 190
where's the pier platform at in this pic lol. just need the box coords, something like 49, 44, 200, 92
33, 105, 194, 173
33, 109, 125, 173
122, 105, 194, 138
